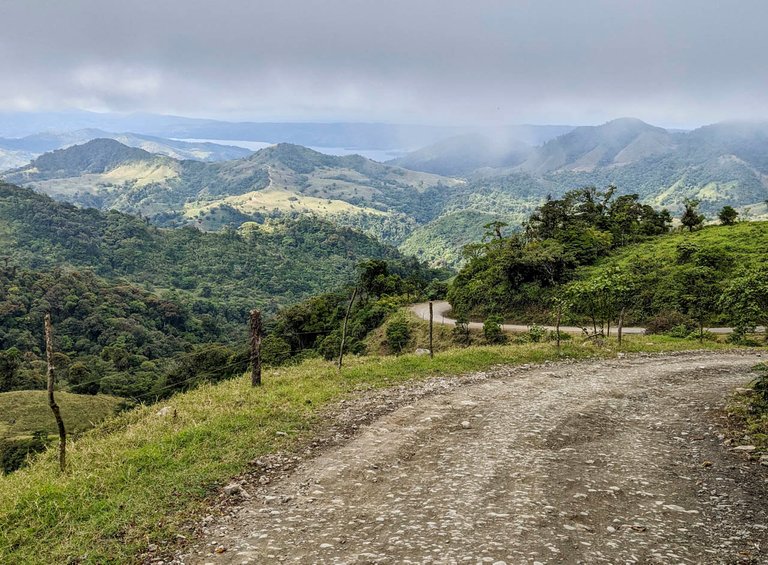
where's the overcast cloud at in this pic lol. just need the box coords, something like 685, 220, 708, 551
0, 0, 766, 127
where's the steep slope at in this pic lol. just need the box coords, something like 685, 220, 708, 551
578, 220, 768, 323
517, 118, 677, 174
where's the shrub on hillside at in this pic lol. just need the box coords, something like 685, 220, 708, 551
386, 316, 411, 354
452, 313, 471, 345
528, 325, 546, 343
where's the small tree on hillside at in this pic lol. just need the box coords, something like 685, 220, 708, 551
719, 267, 768, 340
483, 315, 507, 344
681, 198, 705, 232
483, 221, 509, 241
674, 265, 719, 342
452, 312, 471, 345
718, 205, 739, 225
386, 315, 411, 354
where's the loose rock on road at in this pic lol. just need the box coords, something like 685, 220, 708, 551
176, 352, 768, 564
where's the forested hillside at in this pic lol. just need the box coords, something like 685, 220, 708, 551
6, 119, 768, 271
0, 182, 424, 401
447, 185, 768, 340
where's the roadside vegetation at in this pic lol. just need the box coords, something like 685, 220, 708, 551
726, 363, 768, 457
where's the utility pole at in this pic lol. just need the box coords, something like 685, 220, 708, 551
45, 314, 66, 472
249, 310, 262, 387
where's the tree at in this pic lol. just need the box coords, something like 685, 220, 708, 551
385, 316, 411, 354
0, 348, 22, 392
483, 221, 508, 241
483, 315, 507, 344
718, 206, 738, 226
674, 265, 719, 342
719, 267, 768, 339
452, 312, 471, 345
681, 199, 705, 232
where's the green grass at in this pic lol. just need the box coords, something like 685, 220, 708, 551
589, 221, 768, 274
0, 335, 749, 564
0, 391, 124, 440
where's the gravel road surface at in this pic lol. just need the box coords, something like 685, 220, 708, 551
175, 352, 768, 564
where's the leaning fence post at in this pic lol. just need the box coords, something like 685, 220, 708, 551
45, 313, 66, 473
249, 310, 262, 387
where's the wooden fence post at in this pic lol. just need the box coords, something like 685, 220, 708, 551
44, 314, 66, 473
338, 287, 358, 371
429, 301, 434, 358
249, 310, 262, 387
555, 302, 563, 353
617, 306, 626, 347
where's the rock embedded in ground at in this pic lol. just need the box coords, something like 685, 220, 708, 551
733, 445, 756, 452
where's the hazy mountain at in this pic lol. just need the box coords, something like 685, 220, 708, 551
514, 118, 677, 175
0, 129, 251, 166
388, 134, 533, 176
0, 110, 573, 153
530, 120, 768, 212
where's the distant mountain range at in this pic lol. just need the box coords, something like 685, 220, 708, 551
0, 129, 251, 170
4, 117, 768, 268
393, 118, 768, 211
2, 139, 462, 242
0, 110, 573, 151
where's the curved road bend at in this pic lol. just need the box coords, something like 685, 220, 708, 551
410, 301, 738, 335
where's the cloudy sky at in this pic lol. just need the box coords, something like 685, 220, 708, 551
1, 0, 766, 127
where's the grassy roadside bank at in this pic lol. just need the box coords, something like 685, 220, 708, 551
0, 336, 751, 563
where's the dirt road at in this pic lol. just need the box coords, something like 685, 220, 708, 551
409, 301, 738, 335
176, 352, 768, 564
